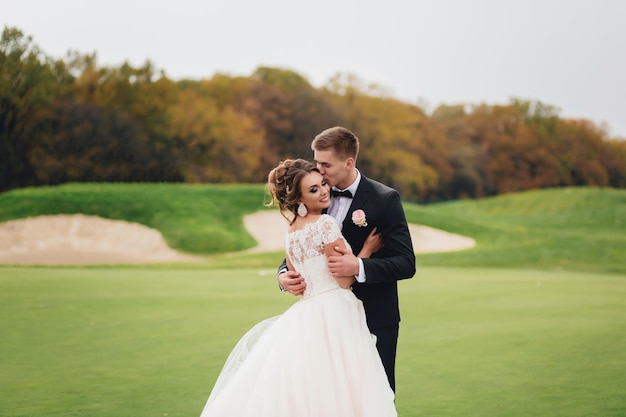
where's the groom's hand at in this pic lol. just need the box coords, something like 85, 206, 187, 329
278, 270, 306, 296
328, 246, 359, 277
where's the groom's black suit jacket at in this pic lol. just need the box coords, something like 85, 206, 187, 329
280, 174, 416, 331
340, 174, 415, 330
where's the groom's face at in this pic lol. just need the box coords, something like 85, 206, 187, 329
313, 149, 352, 190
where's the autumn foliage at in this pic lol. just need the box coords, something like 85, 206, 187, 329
2, 27, 625, 201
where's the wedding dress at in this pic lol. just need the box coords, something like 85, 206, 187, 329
199, 214, 397, 417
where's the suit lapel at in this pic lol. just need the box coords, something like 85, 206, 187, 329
343, 176, 371, 233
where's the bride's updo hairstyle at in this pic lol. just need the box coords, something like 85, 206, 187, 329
266, 158, 319, 224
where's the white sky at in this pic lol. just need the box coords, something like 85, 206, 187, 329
3, 0, 626, 138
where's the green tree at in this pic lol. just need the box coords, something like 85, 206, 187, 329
29, 100, 175, 183
601, 138, 626, 187
325, 74, 447, 200
249, 67, 342, 159
555, 119, 610, 186
168, 85, 266, 182
432, 104, 489, 199
70, 56, 182, 181
0, 27, 69, 191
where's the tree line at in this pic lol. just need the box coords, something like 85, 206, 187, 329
2, 26, 625, 201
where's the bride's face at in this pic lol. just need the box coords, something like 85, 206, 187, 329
298, 171, 331, 215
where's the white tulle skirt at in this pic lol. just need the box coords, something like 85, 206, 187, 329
199, 287, 397, 417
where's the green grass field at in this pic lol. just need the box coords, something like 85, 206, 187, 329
1, 267, 624, 417
1, 184, 625, 416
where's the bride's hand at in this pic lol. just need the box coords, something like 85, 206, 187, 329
358, 227, 382, 259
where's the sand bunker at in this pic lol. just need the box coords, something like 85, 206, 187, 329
0, 214, 202, 265
0, 212, 475, 265
243, 211, 475, 254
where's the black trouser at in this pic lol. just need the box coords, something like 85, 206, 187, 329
371, 324, 399, 392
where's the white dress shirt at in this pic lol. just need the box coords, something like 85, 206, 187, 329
328, 171, 366, 283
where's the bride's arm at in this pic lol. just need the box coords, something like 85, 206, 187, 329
325, 229, 382, 288
325, 238, 355, 288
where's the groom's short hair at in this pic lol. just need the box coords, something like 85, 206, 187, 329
312, 126, 359, 161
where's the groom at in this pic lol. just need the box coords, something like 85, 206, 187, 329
278, 126, 416, 391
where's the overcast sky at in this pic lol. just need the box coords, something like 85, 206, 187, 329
3, 0, 625, 138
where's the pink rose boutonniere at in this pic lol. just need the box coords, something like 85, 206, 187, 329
352, 209, 368, 227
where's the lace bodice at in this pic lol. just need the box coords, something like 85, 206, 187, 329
286, 215, 351, 298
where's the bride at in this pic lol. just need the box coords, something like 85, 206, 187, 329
199, 159, 397, 416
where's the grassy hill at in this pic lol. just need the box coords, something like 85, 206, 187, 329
0, 182, 269, 254
404, 187, 626, 273
1, 183, 624, 273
